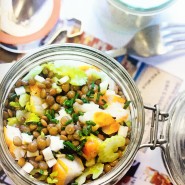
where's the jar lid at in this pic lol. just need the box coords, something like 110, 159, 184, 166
164, 91, 185, 184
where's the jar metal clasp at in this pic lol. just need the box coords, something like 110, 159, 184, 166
140, 104, 169, 150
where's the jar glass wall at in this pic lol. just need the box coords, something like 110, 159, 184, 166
164, 91, 185, 185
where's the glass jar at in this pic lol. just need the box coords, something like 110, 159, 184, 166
0, 44, 184, 185
0, 44, 145, 185
94, 0, 177, 46
161, 91, 185, 185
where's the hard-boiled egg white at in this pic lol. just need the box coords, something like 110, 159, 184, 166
52, 156, 84, 185
56, 107, 72, 121
73, 89, 130, 135
77, 91, 129, 124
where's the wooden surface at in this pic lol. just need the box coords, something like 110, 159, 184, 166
0, 48, 19, 63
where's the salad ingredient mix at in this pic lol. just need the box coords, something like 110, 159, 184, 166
3, 60, 132, 185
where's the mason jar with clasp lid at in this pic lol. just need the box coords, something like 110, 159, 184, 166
0, 44, 184, 185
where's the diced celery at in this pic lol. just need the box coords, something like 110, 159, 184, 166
19, 93, 30, 107
9, 101, 21, 108
47, 177, 58, 184
98, 135, 125, 163
50, 171, 58, 178
75, 163, 104, 185
42, 62, 87, 86
22, 66, 43, 82
16, 110, 26, 122
25, 112, 40, 123
125, 120, 131, 127
52, 83, 62, 93
7, 117, 18, 126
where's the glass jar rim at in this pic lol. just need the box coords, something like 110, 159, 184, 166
108, 0, 177, 16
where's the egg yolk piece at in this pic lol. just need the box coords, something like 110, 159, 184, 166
93, 112, 121, 135
93, 112, 116, 127
83, 140, 99, 160
102, 121, 120, 135
79, 65, 100, 72
113, 95, 126, 104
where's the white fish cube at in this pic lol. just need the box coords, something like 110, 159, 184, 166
73, 102, 99, 113
46, 158, 57, 168
56, 107, 71, 121
118, 126, 128, 137
59, 76, 69, 84
49, 136, 64, 152
22, 162, 34, 173
27, 150, 39, 158
34, 75, 45, 83
21, 133, 33, 144
15, 86, 26, 96
14, 147, 26, 160
42, 147, 54, 161
100, 81, 109, 94
6, 126, 21, 141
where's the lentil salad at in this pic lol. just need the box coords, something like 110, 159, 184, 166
3, 60, 132, 185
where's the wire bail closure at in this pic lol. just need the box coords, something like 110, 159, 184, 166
140, 104, 169, 150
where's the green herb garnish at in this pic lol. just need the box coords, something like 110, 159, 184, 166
39, 170, 44, 175
71, 183, 78, 185
65, 107, 74, 114
86, 120, 96, 126
76, 139, 87, 152
45, 109, 59, 123
81, 98, 89, 103
86, 90, 92, 97
72, 113, 79, 122
102, 99, 107, 104
64, 99, 73, 107
66, 154, 75, 161
96, 92, 101, 102
102, 103, 108, 109
65, 119, 73, 125
64, 93, 79, 115
92, 130, 99, 136
63, 141, 77, 151
124, 100, 131, 109
9, 94, 17, 101
86, 82, 95, 97
82, 125, 92, 136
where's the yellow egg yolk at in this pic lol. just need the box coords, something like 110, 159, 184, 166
79, 65, 100, 72
93, 112, 116, 127
113, 95, 126, 104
